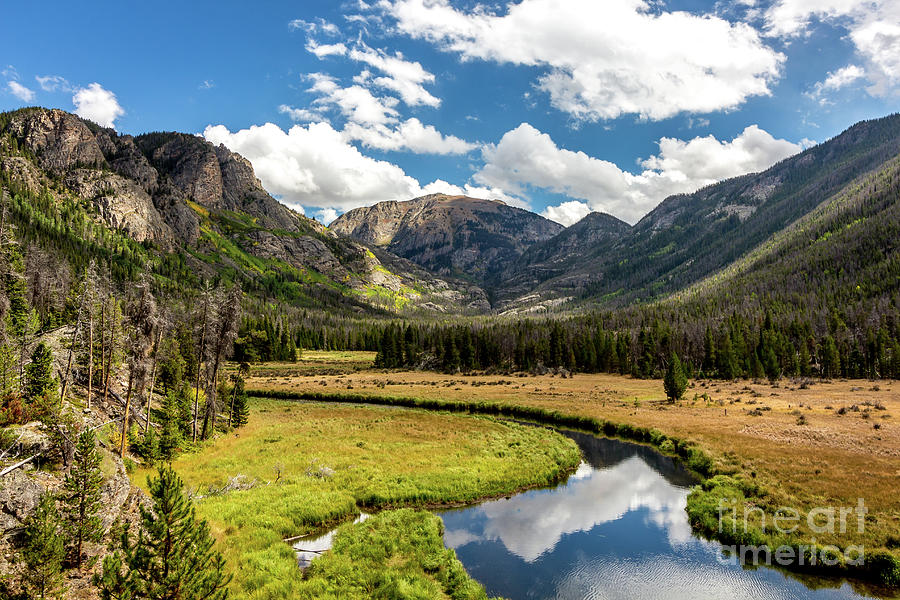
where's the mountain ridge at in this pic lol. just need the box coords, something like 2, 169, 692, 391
331, 193, 563, 287
0, 107, 489, 314
2, 106, 898, 321
496, 112, 900, 309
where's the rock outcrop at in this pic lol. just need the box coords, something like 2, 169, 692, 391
5, 108, 106, 174
331, 193, 564, 285
0, 108, 487, 314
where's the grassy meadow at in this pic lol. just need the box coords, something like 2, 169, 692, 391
136, 396, 580, 599
245, 353, 900, 586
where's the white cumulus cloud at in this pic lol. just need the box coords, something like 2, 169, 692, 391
343, 117, 476, 154
306, 40, 348, 58
478, 123, 802, 224
541, 201, 592, 227
278, 104, 324, 123
316, 207, 340, 225
379, 0, 783, 121
765, 0, 900, 96
72, 83, 124, 129
347, 44, 440, 108
807, 64, 866, 103
7, 80, 34, 102
203, 122, 510, 215
308, 73, 400, 126
418, 179, 528, 209
301, 73, 475, 155
205, 121, 447, 212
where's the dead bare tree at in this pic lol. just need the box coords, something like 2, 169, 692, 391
192, 281, 213, 443
118, 277, 157, 458
201, 284, 241, 439
84, 262, 99, 410
59, 279, 87, 405
102, 281, 121, 407
143, 317, 167, 435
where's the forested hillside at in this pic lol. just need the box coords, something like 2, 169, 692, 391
310, 121, 900, 380
499, 113, 900, 308
0, 106, 897, 382
0, 108, 488, 317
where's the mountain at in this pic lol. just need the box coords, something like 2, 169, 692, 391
667, 149, 900, 324
499, 211, 631, 310
4, 107, 897, 321
330, 193, 564, 287
0, 108, 489, 314
495, 113, 900, 309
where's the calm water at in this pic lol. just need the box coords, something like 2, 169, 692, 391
437, 429, 893, 600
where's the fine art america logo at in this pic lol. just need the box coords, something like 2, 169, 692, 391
717, 498, 868, 567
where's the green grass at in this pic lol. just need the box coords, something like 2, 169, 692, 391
298, 509, 493, 600
687, 476, 900, 588
244, 352, 376, 376
246, 388, 900, 590
144, 399, 580, 599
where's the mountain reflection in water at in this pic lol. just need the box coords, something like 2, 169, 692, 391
438, 430, 883, 600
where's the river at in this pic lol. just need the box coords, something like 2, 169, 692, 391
294, 425, 896, 599
435, 429, 893, 600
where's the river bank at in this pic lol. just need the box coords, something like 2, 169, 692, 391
137, 398, 581, 599
246, 379, 900, 591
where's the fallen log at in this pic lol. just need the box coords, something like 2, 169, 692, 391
0, 454, 38, 477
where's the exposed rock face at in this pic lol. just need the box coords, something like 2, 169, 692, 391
103, 134, 159, 193
248, 230, 352, 280
134, 133, 303, 234
213, 145, 302, 232
0, 108, 487, 314
64, 169, 173, 244
331, 193, 564, 285
5, 108, 106, 174
0, 156, 43, 195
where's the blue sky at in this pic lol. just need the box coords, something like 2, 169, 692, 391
2, 0, 898, 225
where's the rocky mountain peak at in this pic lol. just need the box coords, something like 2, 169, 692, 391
0, 107, 490, 314
5, 108, 107, 174
331, 193, 563, 286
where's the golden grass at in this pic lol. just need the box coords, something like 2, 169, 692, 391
247, 367, 900, 553
240, 352, 376, 377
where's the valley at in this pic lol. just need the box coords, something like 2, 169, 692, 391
136, 396, 581, 599
0, 105, 898, 599
134, 351, 900, 599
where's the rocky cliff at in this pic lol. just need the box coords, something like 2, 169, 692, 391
0, 108, 487, 314
331, 193, 563, 285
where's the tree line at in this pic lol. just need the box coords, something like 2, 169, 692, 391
362, 309, 900, 380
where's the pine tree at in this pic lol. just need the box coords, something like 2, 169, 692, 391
140, 427, 160, 464
60, 429, 104, 568
821, 335, 840, 378
22, 493, 66, 599
228, 363, 250, 428
95, 465, 230, 600
25, 341, 55, 401
716, 331, 739, 379
663, 352, 688, 403
159, 390, 183, 461
231, 381, 249, 428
